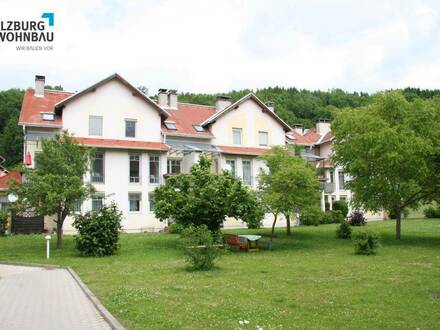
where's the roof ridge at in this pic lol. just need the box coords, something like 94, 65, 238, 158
177, 102, 216, 108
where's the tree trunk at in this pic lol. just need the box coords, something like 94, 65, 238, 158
286, 214, 291, 236
395, 208, 402, 240
269, 213, 278, 251
56, 210, 65, 250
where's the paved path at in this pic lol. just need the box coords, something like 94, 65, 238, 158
0, 264, 118, 330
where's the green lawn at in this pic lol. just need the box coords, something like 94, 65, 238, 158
1, 219, 440, 329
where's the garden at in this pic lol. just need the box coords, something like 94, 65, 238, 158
0, 219, 439, 329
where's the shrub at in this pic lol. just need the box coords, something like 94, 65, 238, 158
330, 210, 345, 223
300, 207, 322, 226
169, 223, 185, 234
0, 209, 8, 236
352, 231, 380, 255
424, 206, 440, 219
332, 200, 348, 217
336, 221, 352, 239
388, 208, 410, 219
348, 211, 366, 226
180, 225, 221, 270
73, 202, 122, 257
320, 211, 334, 224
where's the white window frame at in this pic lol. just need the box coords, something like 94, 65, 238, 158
149, 155, 160, 184
129, 154, 141, 183
125, 119, 137, 138
128, 192, 142, 213
225, 159, 236, 176
148, 192, 155, 212
232, 128, 242, 145
242, 159, 253, 186
91, 152, 105, 183
89, 115, 103, 136
258, 131, 268, 146
167, 158, 182, 174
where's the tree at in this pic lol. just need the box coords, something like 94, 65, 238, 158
259, 146, 321, 246
153, 155, 264, 231
9, 132, 94, 249
332, 91, 440, 239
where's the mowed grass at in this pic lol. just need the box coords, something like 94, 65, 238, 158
1, 219, 440, 329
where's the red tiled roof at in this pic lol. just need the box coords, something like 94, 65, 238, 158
162, 103, 215, 137
0, 171, 21, 190
19, 89, 72, 127
74, 137, 169, 151
317, 131, 334, 144
217, 145, 269, 156
286, 128, 321, 145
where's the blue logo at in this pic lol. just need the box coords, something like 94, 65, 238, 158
41, 13, 54, 27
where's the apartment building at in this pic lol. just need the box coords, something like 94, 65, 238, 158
19, 74, 292, 232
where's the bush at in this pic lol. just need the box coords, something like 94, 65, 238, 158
424, 206, 440, 218
336, 221, 352, 239
320, 211, 334, 224
388, 208, 410, 219
332, 200, 348, 217
180, 225, 221, 270
348, 211, 366, 226
73, 202, 122, 257
352, 231, 380, 255
169, 223, 185, 234
300, 207, 322, 226
0, 209, 8, 236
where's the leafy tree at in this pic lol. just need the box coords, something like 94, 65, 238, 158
259, 146, 321, 246
332, 92, 440, 239
8, 132, 94, 249
153, 155, 264, 231
44, 85, 63, 91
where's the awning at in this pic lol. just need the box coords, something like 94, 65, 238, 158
166, 139, 219, 156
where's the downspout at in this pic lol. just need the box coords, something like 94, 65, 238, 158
22, 124, 27, 164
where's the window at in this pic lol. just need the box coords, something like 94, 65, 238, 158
72, 200, 82, 213
329, 170, 334, 183
129, 192, 141, 212
129, 154, 140, 183
125, 119, 136, 138
339, 171, 345, 190
226, 159, 236, 176
232, 128, 242, 145
164, 121, 177, 130
92, 193, 104, 211
258, 131, 268, 146
193, 125, 205, 132
148, 192, 155, 212
242, 160, 252, 185
167, 159, 182, 174
91, 152, 104, 183
149, 155, 160, 184
0, 195, 8, 210
89, 115, 103, 136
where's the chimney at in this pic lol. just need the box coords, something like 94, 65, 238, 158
168, 89, 178, 109
316, 119, 331, 135
292, 124, 304, 135
35, 75, 45, 97
215, 95, 232, 112
265, 101, 274, 112
158, 88, 168, 107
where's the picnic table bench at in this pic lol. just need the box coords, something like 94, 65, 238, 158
224, 234, 262, 252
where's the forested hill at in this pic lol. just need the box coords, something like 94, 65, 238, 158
179, 87, 440, 128
1, 86, 440, 168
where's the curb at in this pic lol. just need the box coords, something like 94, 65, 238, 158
0, 261, 124, 330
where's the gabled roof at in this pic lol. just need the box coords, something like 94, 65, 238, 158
0, 171, 21, 191
19, 89, 72, 127
286, 128, 322, 145
161, 103, 215, 138
316, 131, 334, 145
200, 93, 292, 132
55, 73, 169, 118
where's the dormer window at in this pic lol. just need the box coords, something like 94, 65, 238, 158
164, 121, 177, 130
41, 112, 54, 121
193, 125, 205, 132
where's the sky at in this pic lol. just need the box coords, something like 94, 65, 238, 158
1, 0, 440, 95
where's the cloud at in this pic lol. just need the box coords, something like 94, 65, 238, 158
1, 0, 440, 94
